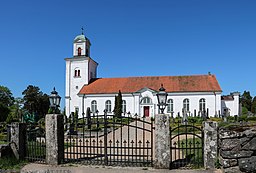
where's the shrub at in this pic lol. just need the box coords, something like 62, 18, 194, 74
238, 115, 248, 122
242, 107, 248, 116
0, 133, 7, 141
227, 116, 235, 122
188, 117, 203, 124
247, 116, 256, 122
209, 117, 222, 122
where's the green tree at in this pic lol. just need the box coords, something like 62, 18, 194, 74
242, 107, 248, 116
6, 97, 24, 123
113, 90, 122, 118
0, 103, 10, 122
0, 85, 14, 106
22, 85, 50, 120
240, 91, 252, 111
251, 96, 256, 114
0, 86, 14, 122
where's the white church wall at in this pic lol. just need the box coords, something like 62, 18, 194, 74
221, 92, 240, 117
79, 91, 223, 118
233, 93, 240, 116
65, 57, 92, 117
164, 92, 222, 117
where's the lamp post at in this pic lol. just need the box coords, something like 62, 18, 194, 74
49, 87, 61, 114
156, 84, 168, 114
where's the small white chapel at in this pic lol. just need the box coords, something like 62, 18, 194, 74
65, 33, 240, 118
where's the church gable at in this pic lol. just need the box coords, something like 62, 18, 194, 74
135, 87, 156, 94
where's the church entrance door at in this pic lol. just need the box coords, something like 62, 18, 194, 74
144, 106, 150, 117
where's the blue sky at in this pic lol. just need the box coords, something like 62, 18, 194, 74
0, 0, 256, 108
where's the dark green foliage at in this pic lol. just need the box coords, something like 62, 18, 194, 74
240, 91, 252, 111
22, 85, 50, 120
215, 159, 221, 169
113, 90, 122, 118
251, 96, 256, 113
247, 116, 256, 121
7, 97, 24, 123
0, 103, 10, 122
0, 85, 14, 107
227, 116, 235, 122
188, 117, 203, 124
238, 115, 248, 122
242, 107, 248, 115
0, 86, 14, 122
0, 156, 28, 170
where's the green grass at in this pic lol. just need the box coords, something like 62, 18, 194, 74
75, 117, 134, 132
0, 141, 8, 145
177, 138, 203, 168
26, 141, 46, 159
0, 156, 28, 170
0, 133, 7, 141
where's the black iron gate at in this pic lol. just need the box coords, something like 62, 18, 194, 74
169, 118, 204, 169
25, 121, 46, 163
64, 110, 154, 167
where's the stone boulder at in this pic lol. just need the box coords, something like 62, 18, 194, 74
220, 150, 253, 159
220, 157, 238, 168
221, 138, 241, 151
242, 137, 256, 150
239, 156, 256, 173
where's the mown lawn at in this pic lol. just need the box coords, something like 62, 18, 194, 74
0, 156, 28, 170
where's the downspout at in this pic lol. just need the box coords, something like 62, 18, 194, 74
214, 91, 216, 117
82, 94, 85, 118
132, 93, 135, 115
69, 60, 71, 116
88, 58, 90, 84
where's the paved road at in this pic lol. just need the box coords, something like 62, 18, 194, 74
21, 163, 222, 173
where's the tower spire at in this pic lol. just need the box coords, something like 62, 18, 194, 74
81, 27, 84, 35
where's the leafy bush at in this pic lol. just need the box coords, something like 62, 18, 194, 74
0, 133, 7, 141
247, 116, 256, 122
227, 116, 235, 122
242, 107, 248, 115
209, 117, 222, 122
238, 115, 248, 122
188, 117, 203, 124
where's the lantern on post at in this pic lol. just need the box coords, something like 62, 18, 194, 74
49, 87, 61, 113
156, 84, 168, 114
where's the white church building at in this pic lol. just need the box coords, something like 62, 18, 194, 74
65, 33, 240, 118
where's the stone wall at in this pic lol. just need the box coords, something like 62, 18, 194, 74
219, 126, 256, 173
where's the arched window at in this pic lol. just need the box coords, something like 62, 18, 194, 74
183, 99, 190, 112
141, 97, 152, 104
199, 98, 206, 111
122, 100, 126, 113
78, 47, 82, 56
105, 100, 111, 113
167, 99, 173, 113
91, 100, 97, 113
74, 69, 80, 77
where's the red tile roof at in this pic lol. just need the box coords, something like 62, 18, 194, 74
221, 95, 234, 101
79, 74, 222, 95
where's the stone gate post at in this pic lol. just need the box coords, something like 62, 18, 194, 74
10, 122, 26, 159
45, 114, 64, 165
154, 114, 170, 169
203, 121, 218, 170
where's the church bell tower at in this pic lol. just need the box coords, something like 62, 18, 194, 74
65, 30, 98, 117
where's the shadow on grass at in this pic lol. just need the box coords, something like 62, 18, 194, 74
0, 156, 28, 170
